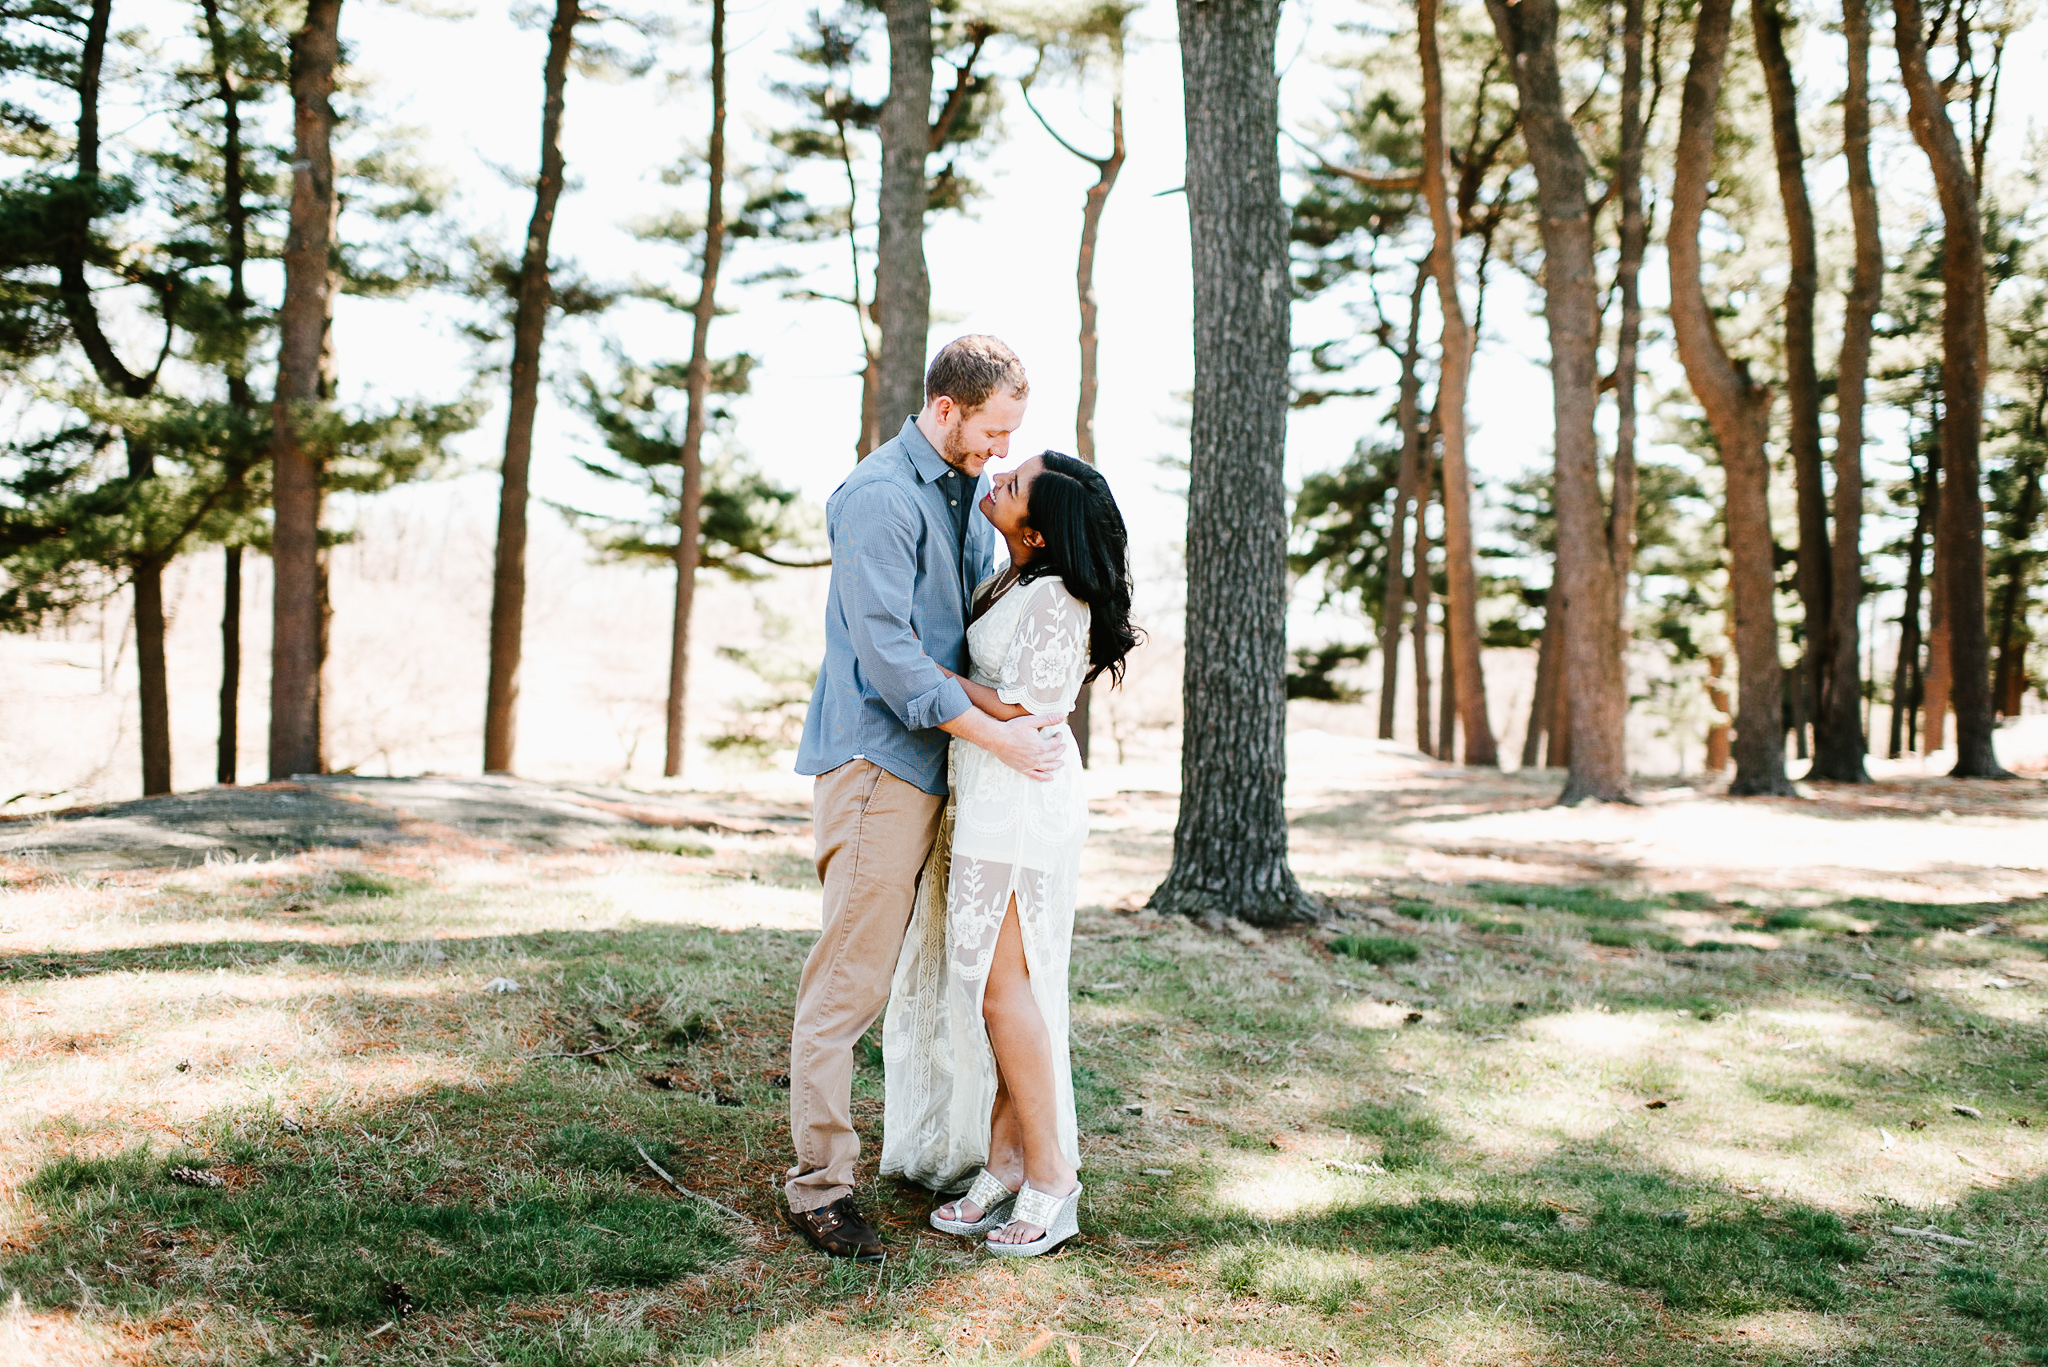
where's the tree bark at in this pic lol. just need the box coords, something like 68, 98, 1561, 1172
1891, 449, 1932, 756
1992, 374, 2044, 716
1895, 0, 2008, 776
1822, 0, 1879, 782
268, 0, 342, 780
1420, 0, 1495, 767
1704, 653, 1732, 772
664, 0, 726, 780
1021, 37, 1128, 764
1669, 0, 1791, 796
1150, 0, 1312, 926
130, 427, 171, 797
1923, 472, 1950, 750
204, 0, 253, 787
1377, 275, 1428, 742
1610, 0, 1649, 613
1438, 598, 1458, 759
1753, 0, 1836, 776
1071, 104, 1123, 467
1544, 595, 1573, 769
61, 0, 175, 793
1483, 0, 1628, 802
1411, 428, 1436, 757
1991, 453, 2041, 715
218, 545, 241, 785
876, 0, 934, 427
1523, 599, 1557, 767
484, 0, 580, 775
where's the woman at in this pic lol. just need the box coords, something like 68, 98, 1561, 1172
879, 451, 1140, 1256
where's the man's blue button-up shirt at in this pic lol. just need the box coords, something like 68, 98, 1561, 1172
795, 417, 1001, 797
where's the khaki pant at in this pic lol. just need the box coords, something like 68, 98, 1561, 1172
785, 759, 943, 1213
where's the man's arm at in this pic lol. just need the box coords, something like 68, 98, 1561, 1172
935, 663, 1029, 721
836, 484, 972, 731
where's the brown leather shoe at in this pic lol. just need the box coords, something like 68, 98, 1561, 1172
784, 1196, 883, 1262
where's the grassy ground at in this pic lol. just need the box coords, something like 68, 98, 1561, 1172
3, 763, 2047, 1365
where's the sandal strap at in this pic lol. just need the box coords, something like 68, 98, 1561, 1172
1011, 1182, 1069, 1229
964, 1169, 1014, 1212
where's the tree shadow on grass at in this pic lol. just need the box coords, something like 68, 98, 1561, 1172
7, 1124, 733, 1326
0, 922, 808, 984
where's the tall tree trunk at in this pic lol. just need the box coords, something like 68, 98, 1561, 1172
1411, 428, 1436, 756
268, 0, 342, 780
204, 0, 252, 787
1822, 0, 1878, 782
484, 0, 579, 775
1071, 97, 1123, 467
1419, 0, 1495, 767
1895, 0, 2007, 777
218, 546, 240, 785
1754, 0, 1835, 775
1544, 595, 1573, 769
876, 0, 934, 426
1377, 275, 1428, 742
1669, 0, 1792, 796
1438, 602, 1458, 759
1022, 42, 1128, 764
834, 109, 882, 461
1523, 599, 1557, 767
62, 0, 175, 793
1992, 380, 2044, 715
1149, 0, 1312, 926
664, 0, 726, 780
132, 438, 171, 796
1704, 653, 1732, 772
1483, 0, 1629, 803
1923, 487, 1950, 750
1891, 450, 1932, 756
1991, 461, 2040, 714
1610, 0, 1649, 612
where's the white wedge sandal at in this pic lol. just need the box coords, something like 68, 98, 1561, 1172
984, 1181, 1082, 1257
929, 1168, 1018, 1236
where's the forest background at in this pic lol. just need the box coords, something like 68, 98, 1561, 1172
4, 0, 2048, 816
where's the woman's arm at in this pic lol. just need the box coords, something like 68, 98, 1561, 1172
936, 663, 1032, 721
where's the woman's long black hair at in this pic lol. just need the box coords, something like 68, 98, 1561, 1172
1017, 451, 1142, 685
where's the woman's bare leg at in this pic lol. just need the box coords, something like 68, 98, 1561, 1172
981, 894, 1076, 1244
933, 1075, 1024, 1223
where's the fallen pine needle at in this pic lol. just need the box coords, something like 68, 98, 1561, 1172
527, 1042, 624, 1060
635, 1142, 755, 1225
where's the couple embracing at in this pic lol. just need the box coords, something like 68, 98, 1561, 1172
782, 336, 1139, 1261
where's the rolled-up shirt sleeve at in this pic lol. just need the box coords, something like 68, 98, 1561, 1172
836, 484, 972, 730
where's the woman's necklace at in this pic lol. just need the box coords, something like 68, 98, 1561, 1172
971, 565, 1022, 624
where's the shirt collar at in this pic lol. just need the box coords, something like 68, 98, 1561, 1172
899, 416, 957, 485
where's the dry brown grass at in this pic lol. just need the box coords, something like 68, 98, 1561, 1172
2, 746, 2046, 1364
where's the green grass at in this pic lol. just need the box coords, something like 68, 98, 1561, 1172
1468, 881, 1668, 921
618, 833, 716, 858
7, 809, 2048, 1365
1589, 925, 1686, 952
1328, 933, 1420, 966
9, 1118, 731, 1325
1945, 1264, 2048, 1344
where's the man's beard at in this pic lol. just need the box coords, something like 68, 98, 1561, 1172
938, 415, 979, 473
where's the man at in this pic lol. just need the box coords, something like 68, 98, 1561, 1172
785, 336, 1067, 1261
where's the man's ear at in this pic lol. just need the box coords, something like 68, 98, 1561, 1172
930, 394, 953, 424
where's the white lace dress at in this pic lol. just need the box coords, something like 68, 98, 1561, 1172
880, 573, 1092, 1192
